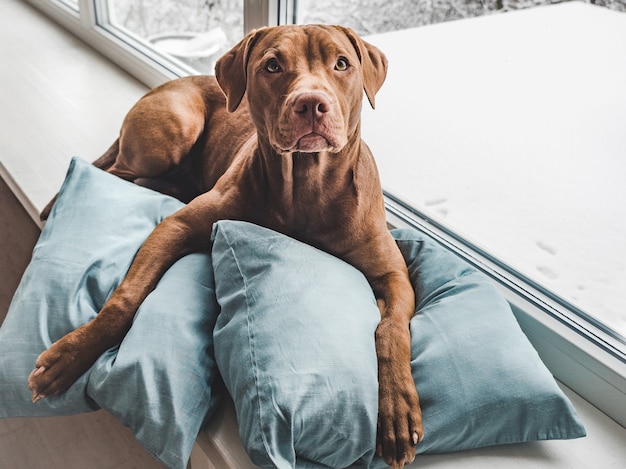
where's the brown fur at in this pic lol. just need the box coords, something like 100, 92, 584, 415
31, 25, 423, 468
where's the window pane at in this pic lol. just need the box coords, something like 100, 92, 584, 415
298, 0, 504, 34
105, 0, 244, 73
296, 0, 626, 341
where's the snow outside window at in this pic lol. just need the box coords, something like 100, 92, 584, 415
104, 0, 243, 74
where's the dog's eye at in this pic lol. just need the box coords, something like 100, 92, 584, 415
335, 58, 349, 71
265, 59, 282, 73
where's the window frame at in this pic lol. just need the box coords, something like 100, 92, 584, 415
26, 0, 626, 427
26, 0, 197, 87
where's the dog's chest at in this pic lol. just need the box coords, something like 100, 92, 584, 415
260, 188, 355, 256
247, 151, 361, 251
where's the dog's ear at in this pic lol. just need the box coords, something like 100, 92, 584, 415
337, 26, 388, 109
215, 28, 265, 113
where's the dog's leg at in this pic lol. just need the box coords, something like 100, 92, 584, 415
28, 186, 242, 401
27, 216, 196, 400
350, 233, 423, 468
373, 269, 423, 468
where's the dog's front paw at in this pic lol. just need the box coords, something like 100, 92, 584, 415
27, 326, 99, 402
376, 381, 423, 468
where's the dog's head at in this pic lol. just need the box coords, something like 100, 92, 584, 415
215, 25, 387, 154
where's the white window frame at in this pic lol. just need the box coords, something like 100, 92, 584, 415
26, 0, 626, 427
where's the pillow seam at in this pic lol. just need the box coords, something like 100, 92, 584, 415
222, 228, 275, 466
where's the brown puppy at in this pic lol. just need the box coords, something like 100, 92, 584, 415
30, 25, 423, 468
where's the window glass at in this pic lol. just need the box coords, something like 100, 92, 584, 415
105, 0, 244, 73
298, 0, 507, 34
298, 0, 626, 341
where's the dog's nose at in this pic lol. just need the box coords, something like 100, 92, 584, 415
292, 92, 331, 119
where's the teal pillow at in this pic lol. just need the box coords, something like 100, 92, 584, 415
211, 221, 586, 468
212, 221, 380, 468
393, 228, 586, 456
0, 158, 221, 469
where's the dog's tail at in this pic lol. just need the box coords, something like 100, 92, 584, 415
39, 138, 121, 222
91, 137, 120, 171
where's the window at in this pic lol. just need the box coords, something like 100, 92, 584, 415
25, 0, 626, 425
102, 0, 243, 74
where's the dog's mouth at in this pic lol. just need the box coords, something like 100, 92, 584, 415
295, 133, 332, 152
275, 132, 343, 154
